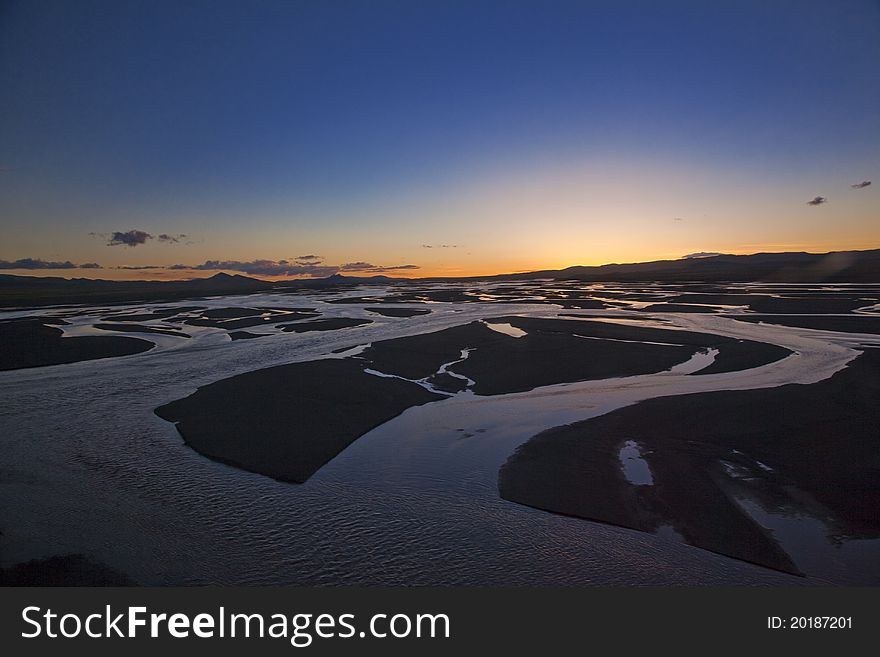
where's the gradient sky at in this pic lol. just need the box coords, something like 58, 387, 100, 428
1, 0, 878, 279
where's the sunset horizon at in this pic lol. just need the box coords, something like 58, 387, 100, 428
2, 1, 878, 282
3, 242, 880, 281
3, 1, 880, 637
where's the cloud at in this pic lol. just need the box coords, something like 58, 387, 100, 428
421, 244, 459, 248
97, 230, 191, 246
295, 254, 324, 265
115, 265, 165, 270
157, 233, 187, 243
0, 258, 80, 269
171, 259, 339, 277
672, 217, 683, 221
806, 196, 827, 206
4, 255, 420, 278
850, 181, 872, 189
337, 261, 374, 271
108, 229, 153, 247
682, 252, 725, 259
338, 262, 420, 273
164, 259, 421, 276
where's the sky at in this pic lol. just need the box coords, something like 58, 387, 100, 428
1, 0, 878, 280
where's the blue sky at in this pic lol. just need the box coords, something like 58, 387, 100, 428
1, 0, 878, 278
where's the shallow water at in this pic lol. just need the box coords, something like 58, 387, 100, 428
2, 282, 879, 585
619, 441, 654, 486
482, 321, 527, 338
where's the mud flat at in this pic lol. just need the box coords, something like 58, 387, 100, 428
185, 308, 319, 330
668, 294, 870, 314
0, 318, 154, 371
94, 323, 191, 338
730, 315, 880, 335
154, 316, 799, 485
0, 554, 134, 586
363, 315, 795, 391
155, 359, 445, 482
499, 349, 880, 574
228, 330, 266, 340
365, 307, 431, 317
100, 306, 204, 322
278, 317, 372, 332
496, 316, 792, 377
639, 303, 721, 313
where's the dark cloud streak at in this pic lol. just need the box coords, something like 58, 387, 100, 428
108, 230, 153, 247
0, 258, 102, 270
157, 233, 187, 243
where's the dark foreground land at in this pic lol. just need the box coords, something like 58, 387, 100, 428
0, 554, 134, 586
0, 318, 153, 371
154, 317, 793, 483
730, 314, 880, 335
2, 271, 878, 582
499, 349, 880, 574
155, 359, 445, 482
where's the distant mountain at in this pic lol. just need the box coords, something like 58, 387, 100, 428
2, 249, 879, 308
276, 273, 401, 288
190, 272, 268, 289
497, 249, 880, 283
0, 271, 270, 308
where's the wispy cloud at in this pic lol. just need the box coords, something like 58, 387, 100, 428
107, 229, 153, 247
338, 262, 420, 273
850, 180, 871, 189
116, 265, 165, 270
806, 196, 827, 206
421, 244, 459, 248
0, 258, 101, 270
92, 230, 191, 246
162, 259, 421, 277
157, 233, 187, 243
3, 255, 419, 278
681, 252, 726, 259
170, 259, 339, 277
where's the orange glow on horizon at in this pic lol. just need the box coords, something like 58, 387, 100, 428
4, 240, 880, 282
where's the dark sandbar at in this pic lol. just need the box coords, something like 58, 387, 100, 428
639, 303, 721, 313
278, 317, 372, 332
0, 554, 135, 586
668, 294, 868, 314
228, 330, 267, 340
494, 317, 792, 378
499, 349, 880, 575
365, 307, 431, 317
101, 306, 204, 322
94, 323, 190, 338
361, 319, 721, 395
730, 314, 880, 335
155, 359, 444, 482
184, 309, 319, 330
0, 319, 154, 371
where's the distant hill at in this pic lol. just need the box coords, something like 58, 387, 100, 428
2, 249, 879, 308
0, 272, 270, 308
496, 249, 880, 283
